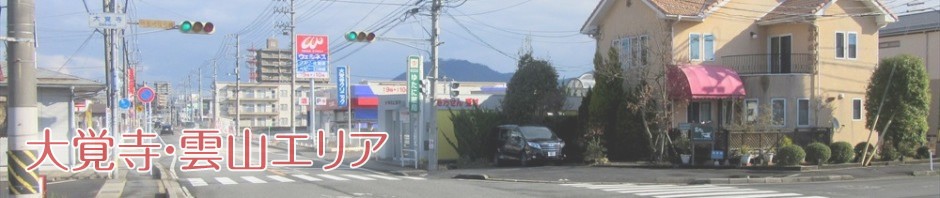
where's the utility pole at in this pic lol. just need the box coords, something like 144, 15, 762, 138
198, 66, 203, 128
288, 0, 297, 134
6, 0, 42, 196
104, 0, 121, 179
427, 0, 442, 171
234, 34, 241, 134
213, 60, 218, 128
275, 0, 298, 134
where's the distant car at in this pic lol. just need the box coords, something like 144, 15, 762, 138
160, 125, 173, 135
493, 125, 565, 166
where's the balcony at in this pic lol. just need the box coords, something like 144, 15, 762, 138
720, 53, 814, 75
239, 95, 278, 101
227, 109, 278, 116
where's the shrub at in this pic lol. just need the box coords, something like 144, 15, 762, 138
805, 142, 831, 165
854, 142, 875, 162
881, 146, 900, 161
777, 145, 806, 166
916, 146, 931, 159
829, 142, 854, 164
583, 137, 608, 164
777, 136, 793, 148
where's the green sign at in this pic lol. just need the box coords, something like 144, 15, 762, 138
692, 124, 714, 141
407, 55, 423, 112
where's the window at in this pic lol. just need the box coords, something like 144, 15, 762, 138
690, 34, 701, 60
722, 100, 734, 125
280, 118, 288, 126
280, 104, 287, 111
798, 99, 810, 126
745, 99, 759, 122
704, 34, 715, 61
772, 99, 786, 126
280, 90, 287, 97
848, 33, 857, 59
617, 35, 649, 68
852, 99, 862, 120
687, 102, 712, 123
836, 32, 858, 59
836, 32, 844, 58
879, 41, 900, 49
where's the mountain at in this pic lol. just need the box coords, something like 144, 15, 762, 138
392, 59, 513, 82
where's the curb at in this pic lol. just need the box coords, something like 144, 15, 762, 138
454, 174, 489, 180
455, 174, 856, 185
911, 170, 939, 177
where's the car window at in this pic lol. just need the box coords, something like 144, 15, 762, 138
520, 127, 556, 140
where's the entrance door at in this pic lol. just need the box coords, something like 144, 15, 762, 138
770, 35, 792, 73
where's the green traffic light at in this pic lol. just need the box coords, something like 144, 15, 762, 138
180, 21, 193, 33
346, 31, 358, 41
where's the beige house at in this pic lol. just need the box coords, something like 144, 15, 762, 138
879, 10, 940, 151
581, 0, 896, 153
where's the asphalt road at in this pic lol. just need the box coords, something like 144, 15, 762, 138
153, 132, 940, 198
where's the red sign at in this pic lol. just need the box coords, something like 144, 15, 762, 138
127, 68, 135, 96
296, 35, 329, 54
299, 97, 309, 106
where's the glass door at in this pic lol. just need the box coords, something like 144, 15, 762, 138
770, 35, 792, 73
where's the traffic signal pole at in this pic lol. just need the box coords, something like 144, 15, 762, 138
427, 0, 441, 171
6, 0, 41, 196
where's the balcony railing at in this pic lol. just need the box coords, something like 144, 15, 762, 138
227, 109, 278, 116
721, 53, 814, 75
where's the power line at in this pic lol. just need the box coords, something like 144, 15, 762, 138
55, 31, 99, 72
448, 0, 531, 16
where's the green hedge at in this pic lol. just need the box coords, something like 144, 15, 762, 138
881, 145, 900, 161
777, 145, 805, 166
805, 142, 831, 165
916, 146, 931, 159
829, 142, 854, 164
854, 142, 875, 162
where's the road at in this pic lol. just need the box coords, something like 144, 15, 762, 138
154, 130, 940, 198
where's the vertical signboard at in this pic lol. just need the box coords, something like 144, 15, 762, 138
296, 34, 330, 80
336, 66, 348, 107
127, 67, 136, 97
407, 55, 423, 112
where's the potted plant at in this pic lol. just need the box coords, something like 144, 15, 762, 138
762, 147, 775, 166
739, 145, 753, 166
674, 138, 692, 165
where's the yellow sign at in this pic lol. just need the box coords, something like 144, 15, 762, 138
85, 104, 93, 128
136, 105, 145, 113
138, 19, 176, 29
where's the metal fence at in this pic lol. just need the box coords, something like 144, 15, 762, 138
721, 53, 814, 75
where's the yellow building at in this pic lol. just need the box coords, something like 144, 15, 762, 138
581, 0, 896, 153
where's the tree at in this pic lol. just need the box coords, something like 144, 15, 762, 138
502, 52, 564, 124
864, 54, 930, 156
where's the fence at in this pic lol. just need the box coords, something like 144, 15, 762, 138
724, 127, 832, 154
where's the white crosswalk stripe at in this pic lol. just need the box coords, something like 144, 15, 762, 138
241, 176, 268, 184
268, 175, 296, 182
215, 177, 238, 185
342, 174, 376, 180
318, 174, 350, 181
292, 174, 322, 181
366, 174, 402, 180
187, 178, 208, 187
182, 173, 424, 187
562, 183, 826, 198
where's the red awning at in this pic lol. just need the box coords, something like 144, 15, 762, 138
669, 65, 746, 99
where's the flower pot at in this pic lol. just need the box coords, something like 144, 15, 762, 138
681, 154, 692, 165
763, 154, 775, 165
740, 154, 753, 166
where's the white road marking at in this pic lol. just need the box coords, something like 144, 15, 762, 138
267, 175, 296, 182
654, 190, 779, 198
241, 176, 268, 183
317, 174, 350, 181
292, 174, 322, 181
634, 187, 746, 195
342, 174, 376, 180
365, 174, 402, 180
215, 177, 237, 185
696, 193, 804, 198
401, 176, 427, 180
187, 178, 208, 187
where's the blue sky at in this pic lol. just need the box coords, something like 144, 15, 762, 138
22, 0, 599, 89
10, 0, 940, 91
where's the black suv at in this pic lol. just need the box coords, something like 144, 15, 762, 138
493, 125, 565, 166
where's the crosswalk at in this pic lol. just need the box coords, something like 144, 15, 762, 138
561, 183, 827, 198
185, 174, 426, 187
